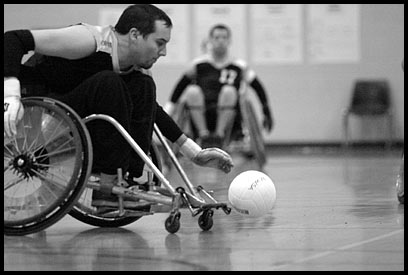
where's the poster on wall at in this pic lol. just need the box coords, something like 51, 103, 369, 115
251, 4, 303, 65
193, 4, 247, 60
99, 5, 190, 64
307, 4, 361, 64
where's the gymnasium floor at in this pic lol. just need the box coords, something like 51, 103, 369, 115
4, 147, 404, 271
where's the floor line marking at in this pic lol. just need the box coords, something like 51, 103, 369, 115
272, 229, 404, 270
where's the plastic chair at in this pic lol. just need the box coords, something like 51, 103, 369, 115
342, 79, 394, 149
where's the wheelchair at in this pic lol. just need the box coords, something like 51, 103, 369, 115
4, 97, 231, 236
170, 86, 267, 170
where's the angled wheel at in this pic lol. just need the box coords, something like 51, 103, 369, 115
4, 97, 93, 236
396, 154, 404, 204
242, 98, 266, 168
198, 209, 214, 231
69, 143, 162, 227
165, 211, 181, 234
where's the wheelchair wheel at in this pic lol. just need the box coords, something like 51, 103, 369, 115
69, 143, 162, 228
396, 154, 404, 204
4, 97, 93, 236
242, 98, 267, 168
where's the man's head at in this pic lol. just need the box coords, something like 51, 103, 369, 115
208, 24, 231, 56
115, 4, 173, 69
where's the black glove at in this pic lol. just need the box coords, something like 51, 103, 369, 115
262, 106, 273, 132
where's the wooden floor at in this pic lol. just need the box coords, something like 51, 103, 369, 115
4, 148, 404, 271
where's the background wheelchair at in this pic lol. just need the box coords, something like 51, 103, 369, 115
4, 97, 231, 236
169, 84, 267, 170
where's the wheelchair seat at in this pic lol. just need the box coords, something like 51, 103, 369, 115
183, 102, 244, 143
173, 97, 266, 168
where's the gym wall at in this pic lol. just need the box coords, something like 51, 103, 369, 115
4, 4, 404, 145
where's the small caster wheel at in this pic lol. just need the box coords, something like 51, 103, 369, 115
198, 210, 214, 231
396, 173, 404, 204
165, 212, 181, 234
222, 205, 232, 215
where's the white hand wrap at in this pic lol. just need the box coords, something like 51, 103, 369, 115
4, 77, 23, 137
4, 77, 21, 98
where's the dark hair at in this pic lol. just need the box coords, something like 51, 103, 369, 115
115, 4, 172, 37
209, 24, 231, 38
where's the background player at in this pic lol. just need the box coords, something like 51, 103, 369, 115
164, 24, 273, 148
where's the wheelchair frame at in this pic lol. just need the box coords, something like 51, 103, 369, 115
4, 97, 231, 236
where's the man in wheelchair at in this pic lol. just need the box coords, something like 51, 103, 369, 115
4, 4, 233, 211
164, 24, 273, 149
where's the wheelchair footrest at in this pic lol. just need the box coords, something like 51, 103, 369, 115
151, 186, 174, 197
192, 202, 232, 216
94, 200, 154, 214
97, 208, 154, 218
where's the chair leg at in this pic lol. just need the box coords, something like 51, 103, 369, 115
342, 113, 350, 151
386, 112, 394, 151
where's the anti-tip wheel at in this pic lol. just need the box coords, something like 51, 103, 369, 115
198, 210, 214, 231
165, 212, 181, 234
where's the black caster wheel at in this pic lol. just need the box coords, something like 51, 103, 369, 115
165, 212, 181, 234
223, 206, 232, 215
198, 210, 214, 231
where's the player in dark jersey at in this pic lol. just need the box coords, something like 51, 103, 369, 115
4, 5, 233, 210
165, 24, 273, 148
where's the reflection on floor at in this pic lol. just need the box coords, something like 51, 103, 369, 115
4, 147, 404, 271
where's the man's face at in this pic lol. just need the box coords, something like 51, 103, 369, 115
209, 28, 230, 55
130, 20, 171, 69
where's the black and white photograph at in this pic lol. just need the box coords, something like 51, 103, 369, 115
4, 4, 404, 271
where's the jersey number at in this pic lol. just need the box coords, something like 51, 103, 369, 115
219, 69, 237, 85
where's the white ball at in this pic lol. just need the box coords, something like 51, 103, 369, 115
228, 170, 276, 217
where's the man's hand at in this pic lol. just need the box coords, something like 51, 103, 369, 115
4, 77, 24, 137
192, 148, 234, 173
178, 135, 234, 173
